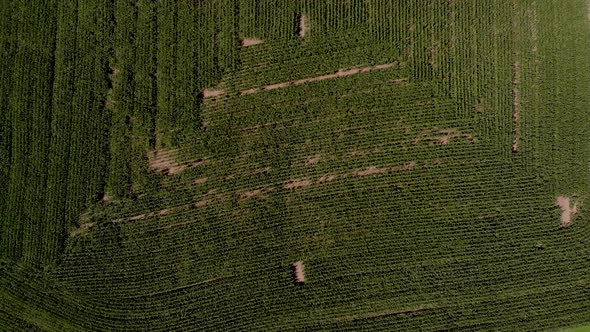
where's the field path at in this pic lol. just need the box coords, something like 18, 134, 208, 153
203, 63, 398, 99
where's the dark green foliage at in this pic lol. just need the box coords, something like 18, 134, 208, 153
2, 0, 590, 331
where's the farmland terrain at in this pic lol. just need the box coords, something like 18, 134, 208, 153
1, 0, 590, 331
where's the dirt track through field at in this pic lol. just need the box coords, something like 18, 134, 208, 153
202, 63, 398, 99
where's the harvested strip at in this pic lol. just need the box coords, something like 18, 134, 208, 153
349, 151, 369, 158
113, 192, 220, 223
69, 222, 96, 237
202, 89, 224, 98
353, 166, 387, 177
283, 179, 313, 189
298, 15, 308, 38
239, 187, 274, 200
241, 37, 264, 47
512, 62, 521, 152
317, 175, 338, 183
556, 196, 579, 227
148, 149, 209, 175
253, 65, 396, 93
203, 63, 398, 99
192, 177, 208, 185
305, 155, 321, 165
192, 200, 209, 208
114, 161, 420, 222
252, 166, 272, 175
392, 162, 417, 171
292, 261, 305, 284
413, 128, 475, 145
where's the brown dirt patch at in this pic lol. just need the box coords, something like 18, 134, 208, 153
203, 89, 224, 98
239, 189, 264, 200
252, 166, 272, 175
556, 196, 579, 227
241, 37, 264, 47
413, 129, 475, 145
148, 150, 185, 175
238, 186, 275, 200
292, 261, 305, 284
353, 166, 387, 177
392, 162, 417, 171
299, 15, 308, 38
101, 194, 113, 203
305, 155, 321, 165
241, 88, 259, 95
283, 179, 313, 189
128, 214, 147, 222
192, 177, 208, 185
512, 62, 521, 153
193, 200, 209, 208
238, 63, 397, 96
349, 150, 369, 158
317, 175, 338, 183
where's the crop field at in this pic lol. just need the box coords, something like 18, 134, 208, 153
1, 0, 590, 331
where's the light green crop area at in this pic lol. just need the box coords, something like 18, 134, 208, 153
1, 0, 590, 331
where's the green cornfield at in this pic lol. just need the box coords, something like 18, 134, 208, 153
1, 0, 590, 331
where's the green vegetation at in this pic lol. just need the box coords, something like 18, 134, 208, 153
1, 0, 590, 330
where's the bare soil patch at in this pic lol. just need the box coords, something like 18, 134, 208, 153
413, 129, 475, 145
241, 88, 259, 95
292, 261, 305, 284
238, 63, 397, 96
283, 179, 313, 189
252, 166, 272, 175
298, 15, 308, 38
238, 186, 275, 200
239, 189, 264, 200
193, 200, 209, 208
101, 194, 113, 204
349, 151, 369, 158
317, 175, 338, 183
512, 62, 521, 152
128, 214, 147, 222
203, 89, 224, 98
241, 37, 264, 47
556, 196, 579, 227
148, 149, 184, 175
392, 162, 417, 171
353, 166, 387, 177
305, 155, 321, 165
192, 177, 208, 185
